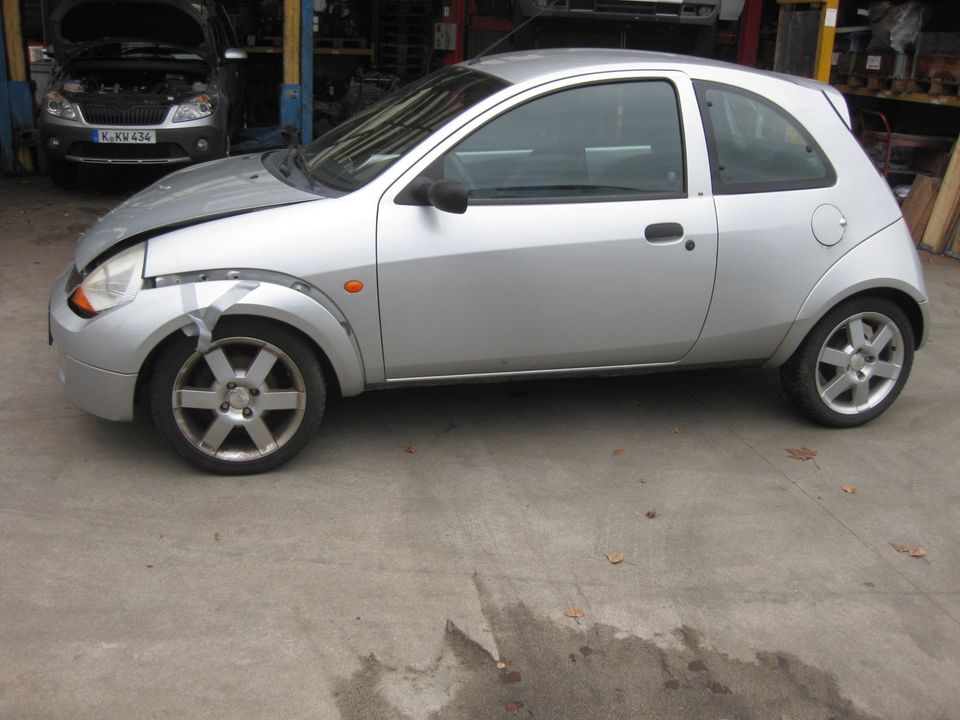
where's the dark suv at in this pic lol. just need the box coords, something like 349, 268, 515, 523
40, 0, 245, 185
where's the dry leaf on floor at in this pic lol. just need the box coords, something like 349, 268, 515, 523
891, 544, 926, 558
404, 445, 417, 454
646, 509, 657, 519
842, 485, 857, 494
213, 532, 220, 541
563, 607, 585, 620
786, 447, 817, 461
605, 552, 624, 564
500, 671, 521, 684
612, 448, 625, 457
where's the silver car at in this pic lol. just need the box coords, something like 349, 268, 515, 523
49, 49, 930, 474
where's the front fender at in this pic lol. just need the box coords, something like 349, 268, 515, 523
765, 219, 929, 368
54, 279, 366, 397
224, 282, 366, 396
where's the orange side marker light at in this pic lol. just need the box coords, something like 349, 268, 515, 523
344, 280, 364, 294
71, 286, 97, 315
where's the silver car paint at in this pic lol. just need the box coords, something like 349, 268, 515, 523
142, 192, 383, 386
682, 65, 906, 366
49, 269, 367, 401
74, 154, 317, 270
57, 348, 139, 421
766, 219, 929, 368
377, 71, 718, 379
51, 50, 929, 423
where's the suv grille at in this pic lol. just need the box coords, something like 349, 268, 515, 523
79, 104, 170, 126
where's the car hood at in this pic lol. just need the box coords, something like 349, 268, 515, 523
75, 154, 319, 270
50, 0, 216, 64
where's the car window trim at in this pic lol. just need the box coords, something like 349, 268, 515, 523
693, 79, 837, 195
467, 191, 688, 206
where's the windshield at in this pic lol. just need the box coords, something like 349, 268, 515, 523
302, 66, 508, 192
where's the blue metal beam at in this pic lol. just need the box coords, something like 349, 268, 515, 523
299, 0, 313, 145
0, 4, 16, 174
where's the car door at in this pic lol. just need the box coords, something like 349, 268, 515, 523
376, 73, 718, 380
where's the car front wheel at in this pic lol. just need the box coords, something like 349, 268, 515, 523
150, 319, 325, 474
780, 297, 915, 427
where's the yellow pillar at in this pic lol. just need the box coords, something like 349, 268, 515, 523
814, 0, 840, 83
3, 0, 34, 170
2, 0, 26, 81
283, 0, 300, 86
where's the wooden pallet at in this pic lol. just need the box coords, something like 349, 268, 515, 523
901, 175, 942, 244
921, 138, 960, 253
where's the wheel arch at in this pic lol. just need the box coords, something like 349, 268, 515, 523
135, 314, 349, 409
767, 283, 928, 368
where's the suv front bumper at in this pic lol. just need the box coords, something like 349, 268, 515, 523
41, 109, 227, 165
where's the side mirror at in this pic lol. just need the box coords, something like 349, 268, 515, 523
426, 179, 468, 214
400, 176, 469, 213
224, 48, 248, 61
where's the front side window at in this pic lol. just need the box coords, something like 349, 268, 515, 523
695, 81, 836, 194
442, 80, 685, 201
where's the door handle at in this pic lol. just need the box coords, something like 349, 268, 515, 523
644, 223, 684, 243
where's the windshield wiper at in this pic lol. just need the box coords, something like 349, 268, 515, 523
278, 144, 319, 190
278, 145, 297, 177
292, 146, 319, 190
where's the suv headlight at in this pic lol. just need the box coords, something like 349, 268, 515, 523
44, 91, 78, 120
70, 244, 145, 317
173, 93, 217, 122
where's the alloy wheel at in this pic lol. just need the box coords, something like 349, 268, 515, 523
171, 337, 307, 461
815, 311, 905, 416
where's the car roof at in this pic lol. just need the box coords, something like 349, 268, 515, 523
465, 47, 824, 92
463, 48, 850, 125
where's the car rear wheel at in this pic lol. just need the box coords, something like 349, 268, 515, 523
150, 319, 325, 474
780, 297, 914, 427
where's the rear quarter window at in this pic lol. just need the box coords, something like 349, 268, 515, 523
694, 80, 836, 195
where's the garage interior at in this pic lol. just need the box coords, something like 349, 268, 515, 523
3, 2, 960, 719
2, 1, 960, 252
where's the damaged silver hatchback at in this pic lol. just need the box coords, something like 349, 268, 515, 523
50, 49, 930, 474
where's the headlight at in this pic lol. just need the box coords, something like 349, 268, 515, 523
70, 244, 145, 316
44, 91, 78, 120
173, 93, 217, 122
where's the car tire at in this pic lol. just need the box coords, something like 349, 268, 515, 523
780, 296, 914, 427
48, 157, 79, 187
150, 318, 325, 474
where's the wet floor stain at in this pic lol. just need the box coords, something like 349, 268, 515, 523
334, 602, 877, 720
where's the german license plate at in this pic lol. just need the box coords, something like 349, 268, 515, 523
93, 129, 156, 144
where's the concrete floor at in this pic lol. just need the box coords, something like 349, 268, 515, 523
1, 171, 959, 720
